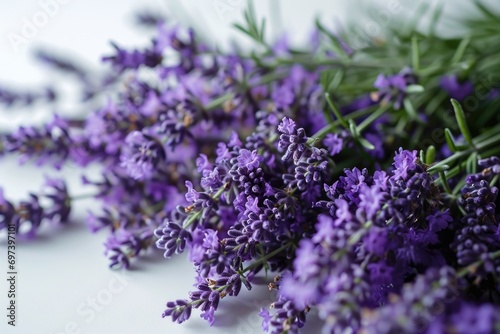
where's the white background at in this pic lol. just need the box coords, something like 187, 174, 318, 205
0, 0, 495, 333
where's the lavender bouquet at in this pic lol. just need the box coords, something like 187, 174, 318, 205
2, 1, 500, 333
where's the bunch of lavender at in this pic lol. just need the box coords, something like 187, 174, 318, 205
1, 1, 500, 333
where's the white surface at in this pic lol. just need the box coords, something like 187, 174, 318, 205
0, 0, 493, 333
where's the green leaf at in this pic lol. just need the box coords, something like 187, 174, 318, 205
348, 119, 359, 139
473, 0, 498, 21
403, 98, 419, 120
444, 128, 457, 153
425, 145, 436, 164
451, 36, 471, 64
259, 18, 266, 43
450, 99, 474, 147
466, 152, 478, 175
431, 164, 450, 173
315, 18, 349, 61
358, 103, 390, 132
233, 23, 252, 39
403, 2, 430, 35
320, 71, 335, 92
328, 70, 345, 91
428, 3, 444, 36
359, 137, 375, 150
325, 93, 349, 128
411, 35, 420, 71
405, 85, 425, 94
233, 0, 268, 47
439, 171, 452, 194
204, 93, 234, 110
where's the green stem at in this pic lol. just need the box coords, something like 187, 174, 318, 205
203, 93, 234, 111
428, 131, 500, 174
69, 193, 98, 201
357, 103, 391, 133
439, 171, 452, 194
268, 56, 402, 70
243, 242, 293, 274
309, 105, 378, 143
182, 182, 229, 229
457, 250, 500, 277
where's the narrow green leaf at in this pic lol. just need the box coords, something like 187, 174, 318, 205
315, 18, 334, 39
403, 98, 419, 120
411, 36, 420, 71
204, 93, 234, 110
315, 18, 349, 61
450, 99, 474, 146
405, 85, 425, 94
348, 119, 359, 139
431, 164, 450, 173
439, 171, 452, 194
474, 0, 498, 20
358, 103, 390, 132
358, 137, 375, 150
328, 70, 344, 91
259, 18, 266, 42
425, 145, 436, 164
490, 174, 499, 188
404, 2, 430, 34
466, 152, 478, 175
444, 128, 457, 153
233, 23, 253, 39
247, 0, 256, 24
319, 71, 334, 92
451, 36, 471, 64
428, 3, 444, 36
420, 149, 425, 163
325, 93, 349, 128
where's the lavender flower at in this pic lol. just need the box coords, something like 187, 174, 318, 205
120, 131, 166, 180
41, 177, 71, 223
360, 266, 460, 333
0, 85, 56, 107
155, 220, 192, 258
277, 117, 308, 162
440, 75, 474, 101
323, 133, 343, 156
0, 178, 72, 239
3, 8, 500, 334
453, 157, 500, 278
102, 42, 163, 71
372, 67, 417, 109
5, 114, 72, 169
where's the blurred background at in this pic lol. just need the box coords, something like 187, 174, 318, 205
0, 1, 498, 333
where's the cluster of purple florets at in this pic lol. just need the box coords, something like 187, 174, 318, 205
1, 8, 500, 334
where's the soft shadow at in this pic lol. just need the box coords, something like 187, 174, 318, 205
0, 219, 87, 246
128, 249, 189, 271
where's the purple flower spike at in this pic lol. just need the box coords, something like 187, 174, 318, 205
278, 117, 309, 161
155, 220, 193, 258
392, 148, 418, 180
120, 131, 166, 180
42, 177, 71, 223
236, 149, 263, 170
5, 114, 72, 169
323, 133, 343, 156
